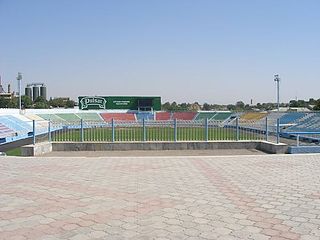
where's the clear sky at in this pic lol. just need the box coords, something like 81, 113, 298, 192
0, 0, 319, 104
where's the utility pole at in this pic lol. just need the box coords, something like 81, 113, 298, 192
274, 74, 280, 112
17, 72, 22, 113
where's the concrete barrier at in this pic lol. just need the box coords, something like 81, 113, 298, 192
288, 146, 320, 154
52, 141, 288, 154
21, 142, 52, 156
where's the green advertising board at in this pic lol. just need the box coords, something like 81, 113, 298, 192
78, 96, 161, 111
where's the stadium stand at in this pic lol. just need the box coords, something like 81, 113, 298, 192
288, 113, 320, 132
195, 112, 217, 121
25, 114, 49, 128
279, 112, 306, 125
240, 112, 267, 121
172, 112, 197, 120
212, 112, 232, 121
75, 113, 104, 122
155, 112, 172, 121
25, 114, 45, 121
100, 113, 136, 122
38, 114, 66, 123
55, 113, 81, 122
0, 115, 32, 133
0, 123, 15, 139
264, 112, 287, 128
136, 112, 154, 121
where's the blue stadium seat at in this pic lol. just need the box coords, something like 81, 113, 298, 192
0, 115, 32, 134
280, 112, 306, 124
136, 112, 154, 121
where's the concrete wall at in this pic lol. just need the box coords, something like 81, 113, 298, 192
52, 141, 288, 154
257, 141, 288, 154
21, 142, 52, 156
19, 141, 289, 156
288, 146, 320, 154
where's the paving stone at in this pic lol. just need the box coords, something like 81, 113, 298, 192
0, 154, 320, 239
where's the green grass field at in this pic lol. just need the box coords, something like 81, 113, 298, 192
5, 148, 21, 156
51, 127, 263, 142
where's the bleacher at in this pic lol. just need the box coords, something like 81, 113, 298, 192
240, 112, 267, 122
288, 113, 320, 132
195, 112, 216, 121
25, 114, 49, 128
212, 112, 232, 121
0, 123, 15, 139
172, 112, 197, 120
155, 112, 172, 121
136, 112, 154, 121
279, 112, 306, 125
38, 114, 66, 123
0, 115, 32, 133
25, 114, 45, 121
55, 113, 81, 122
100, 113, 136, 122
75, 113, 104, 122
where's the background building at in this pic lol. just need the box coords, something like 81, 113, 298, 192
25, 83, 47, 101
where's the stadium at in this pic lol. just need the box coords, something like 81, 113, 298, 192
1, 1, 320, 239
0, 95, 319, 155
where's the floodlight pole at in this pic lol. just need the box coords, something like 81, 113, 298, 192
274, 74, 280, 112
17, 72, 22, 113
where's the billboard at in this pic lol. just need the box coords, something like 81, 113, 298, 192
78, 96, 161, 111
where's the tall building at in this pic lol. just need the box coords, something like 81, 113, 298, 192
0, 75, 5, 93
25, 83, 47, 101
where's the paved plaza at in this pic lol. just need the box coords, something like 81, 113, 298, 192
1, 154, 320, 240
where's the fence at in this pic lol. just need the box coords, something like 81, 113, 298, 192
2, 116, 318, 146
280, 131, 320, 146
41, 118, 280, 144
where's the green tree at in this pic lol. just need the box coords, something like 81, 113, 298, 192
49, 98, 65, 108
0, 97, 10, 108
313, 99, 320, 111
34, 96, 49, 108
65, 100, 75, 108
235, 101, 245, 110
21, 95, 32, 108
202, 103, 211, 111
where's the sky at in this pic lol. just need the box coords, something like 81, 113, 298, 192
0, 0, 319, 104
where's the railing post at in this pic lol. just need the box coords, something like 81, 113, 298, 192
205, 118, 209, 142
111, 118, 115, 142
174, 118, 177, 142
265, 117, 268, 142
143, 118, 146, 141
32, 120, 36, 145
276, 118, 280, 144
48, 120, 51, 142
80, 119, 84, 142
296, 135, 300, 146
236, 117, 239, 141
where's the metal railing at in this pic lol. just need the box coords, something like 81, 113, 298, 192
280, 131, 320, 146
47, 118, 277, 143
4, 116, 320, 146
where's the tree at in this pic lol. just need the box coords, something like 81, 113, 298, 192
235, 101, 245, 110
34, 96, 49, 109
0, 97, 10, 108
314, 99, 320, 111
161, 102, 171, 111
49, 98, 65, 108
227, 104, 236, 111
202, 103, 211, 111
65, 100, 75, 108
309, 98, 316, 105
21, 95, 32, 108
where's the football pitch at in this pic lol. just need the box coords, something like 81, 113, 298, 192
51, 126, 263, 142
